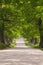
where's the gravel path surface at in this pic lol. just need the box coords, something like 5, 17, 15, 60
0, 48, 43, 65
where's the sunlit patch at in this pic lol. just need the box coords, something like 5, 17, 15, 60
2, 4, 5, 8
20, 1, 23, 4
28, 1, 31, 4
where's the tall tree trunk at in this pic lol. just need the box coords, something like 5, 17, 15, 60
34, 38, 37, 45
38, 17, 43, 48
0, 3, 5, 44
0, 21, 5, 44
40, 35, 43, 47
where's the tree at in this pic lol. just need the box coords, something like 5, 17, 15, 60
38, 17, 43, 47
0, 0, 43, 48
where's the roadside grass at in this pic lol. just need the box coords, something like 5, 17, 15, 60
25, 40, 43, 50
25, 41, 43, 51
0, 42, 9, 49
0, 41, 16, 49
10, 42, 16, 47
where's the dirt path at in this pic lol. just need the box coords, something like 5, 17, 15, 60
15, 37, 27, 48
0, 48, 43, 65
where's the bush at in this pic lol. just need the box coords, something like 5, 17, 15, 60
0, 42, 9, 49
10, 42, 16, 47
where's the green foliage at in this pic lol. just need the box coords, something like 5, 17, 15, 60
0, 42, 9, 49
0, 0, 43, 48
25, 38, 39, 48
10, 42, 16, 47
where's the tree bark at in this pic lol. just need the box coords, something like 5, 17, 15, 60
39, 35, 43, 47
0, 21, 5, 44
38, 17, 43, 48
